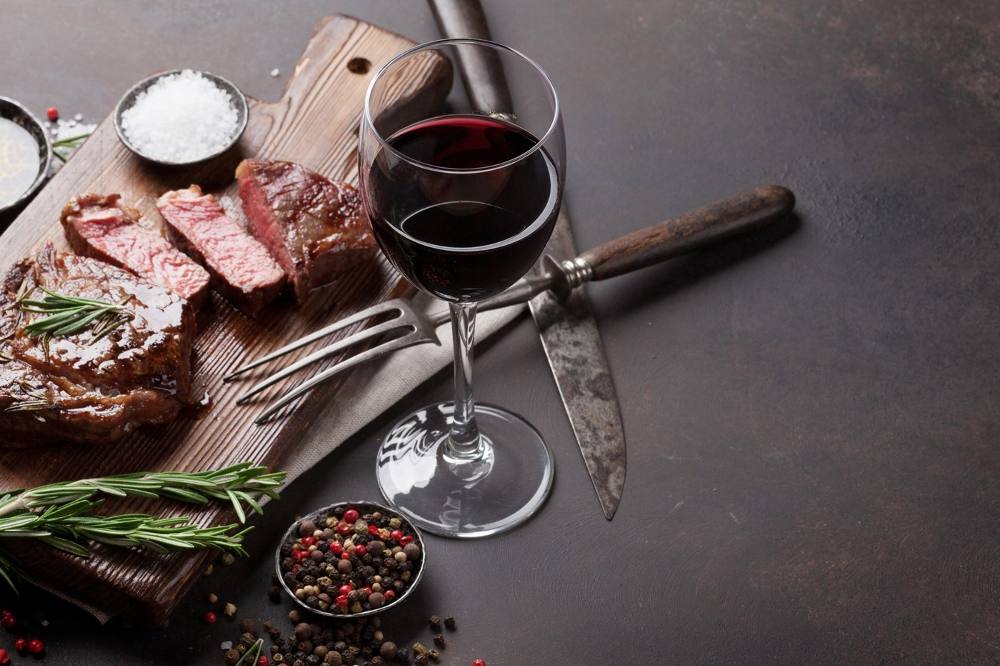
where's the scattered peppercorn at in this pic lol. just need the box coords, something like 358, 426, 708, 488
26, 638, 44, 655
472, 660, 486, 666
222, 610, 439, 666
220, 552, 236, 566
208, 592, 220, 604
428, 616, 441, 630
379, 641, 397, 660
444, 617, 457, 631
433, 634, 446, 648
46, 107, 59, 122
204, 611, 218, 624
0, 648, 9, 665
0, 611, 14, 631
13, 639, 25, 654
224, 602, 238, 617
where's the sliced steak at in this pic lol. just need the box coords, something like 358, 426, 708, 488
0, 245, 193, 446
61, 193, 211, 307
236, 159, 377, 302
156, 186, 285, 314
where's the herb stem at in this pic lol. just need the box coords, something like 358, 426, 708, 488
51, 132, 93, 147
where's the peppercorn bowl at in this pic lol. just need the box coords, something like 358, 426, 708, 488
275, 501, 426, 619
113, 69, 249, 166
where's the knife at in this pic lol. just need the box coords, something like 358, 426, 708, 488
428, 0, 629, 519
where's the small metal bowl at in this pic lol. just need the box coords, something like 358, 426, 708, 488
275, 500, 426, 619
113, 69, 248, 166
0, 96, 52, 214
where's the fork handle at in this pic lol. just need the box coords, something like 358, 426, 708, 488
577, 185, 794, 282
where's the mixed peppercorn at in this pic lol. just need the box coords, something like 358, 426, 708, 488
221, 609, 470, 665
278, 505, 423, 616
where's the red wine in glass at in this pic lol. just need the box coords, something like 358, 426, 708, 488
363, 38, 565, 538
367, 114, 561, 302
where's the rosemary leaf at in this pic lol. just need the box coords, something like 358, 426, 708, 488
38, 535, 91, 557
51, 132, 93, 148
20, 289, 130, 341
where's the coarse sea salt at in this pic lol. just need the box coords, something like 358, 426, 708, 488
121, 70, 239, 163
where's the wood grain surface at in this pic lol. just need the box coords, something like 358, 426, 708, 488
0, 15, 447, 624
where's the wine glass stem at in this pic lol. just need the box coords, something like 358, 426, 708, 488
447, 301, 482, 457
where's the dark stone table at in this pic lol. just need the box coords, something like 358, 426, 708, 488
2, 1, 999, 663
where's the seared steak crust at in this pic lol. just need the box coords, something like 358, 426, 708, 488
0, 245, 194, 446
236, 159, 377, 302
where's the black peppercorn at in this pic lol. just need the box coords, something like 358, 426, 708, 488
433, 634, 446, 648
443, 616, 456, 631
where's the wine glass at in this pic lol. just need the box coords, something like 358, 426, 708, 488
359, 39, 565, 538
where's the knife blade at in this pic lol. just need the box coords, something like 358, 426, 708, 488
531, 212, 627, 519
428, 0, 627, 519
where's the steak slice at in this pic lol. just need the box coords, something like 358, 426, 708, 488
0, 245, 193, 446
157, 186, 285, 314
236, 159, 377, 302
61, 193, 211, 307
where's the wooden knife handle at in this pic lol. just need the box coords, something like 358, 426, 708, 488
578, 185, 795, 281
427, 0, 514, 114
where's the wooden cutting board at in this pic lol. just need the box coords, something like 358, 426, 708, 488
0, 15, 450, 624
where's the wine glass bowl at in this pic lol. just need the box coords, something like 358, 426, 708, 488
360, 39, 564, 538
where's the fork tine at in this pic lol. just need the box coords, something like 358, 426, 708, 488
253, 333, 432, 424
236, 317, 426, 404
223, 299, 410, 382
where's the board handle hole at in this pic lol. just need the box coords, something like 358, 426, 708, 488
347, 58, 372, 74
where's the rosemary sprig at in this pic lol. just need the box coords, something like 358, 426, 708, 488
51, 132, 93, 148
0, 462, 286, 519
3, 387, 50, 413
52, 131, 93, 163
19, 288, 130, 341
0, 498, 251, 556
0, 463, 287, 591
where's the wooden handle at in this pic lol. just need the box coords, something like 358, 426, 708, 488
427, 0, 514, 114
579, 185, 795, 281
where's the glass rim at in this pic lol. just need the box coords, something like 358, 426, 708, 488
362, 37, 561, 176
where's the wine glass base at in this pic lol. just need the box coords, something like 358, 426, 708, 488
375, 402, 554, 538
